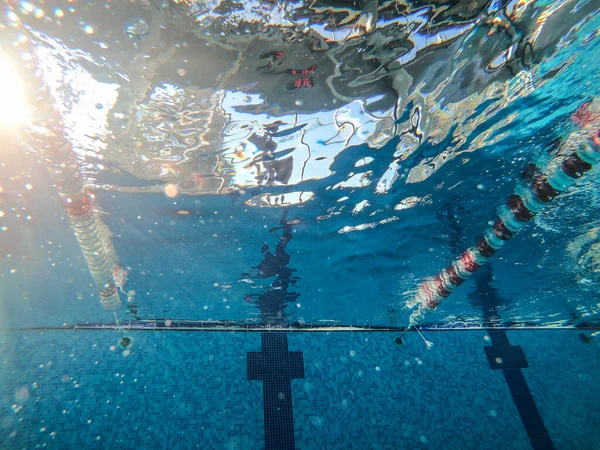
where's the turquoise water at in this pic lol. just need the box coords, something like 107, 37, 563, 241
1, 1, 600, 448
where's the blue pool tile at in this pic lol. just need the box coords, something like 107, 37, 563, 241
1, 330, 599, 449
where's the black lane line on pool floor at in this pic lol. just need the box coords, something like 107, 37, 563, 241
469, 265, 555, 449
248, 332, 304, 450
484, 330, 555, 449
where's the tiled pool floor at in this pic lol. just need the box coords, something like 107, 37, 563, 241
0, 329, 598, 449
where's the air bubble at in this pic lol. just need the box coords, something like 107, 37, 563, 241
125, 18, 149, 39
14, 386, 29, 403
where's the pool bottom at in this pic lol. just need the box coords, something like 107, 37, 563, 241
0, 329, 598, 449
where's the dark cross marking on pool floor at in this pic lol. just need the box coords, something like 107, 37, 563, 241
470, 265, 555, 450
248, 332, 304, 450
484, 330, 555, 450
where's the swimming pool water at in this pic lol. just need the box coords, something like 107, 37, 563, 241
1, 1, 600, 448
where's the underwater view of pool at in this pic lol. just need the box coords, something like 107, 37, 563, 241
1, 0, 600, 448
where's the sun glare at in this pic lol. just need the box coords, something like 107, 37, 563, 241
0, 58, 30, 127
